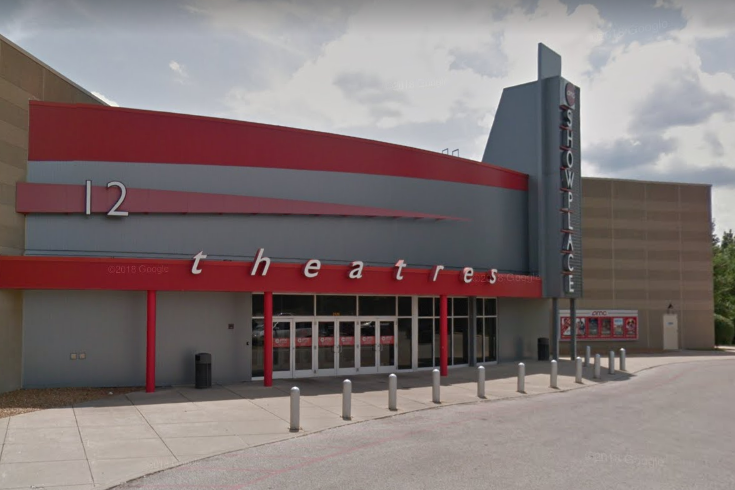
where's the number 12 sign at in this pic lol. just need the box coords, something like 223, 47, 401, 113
85, 180, 128, 217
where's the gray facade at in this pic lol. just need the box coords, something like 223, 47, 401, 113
26, 161, 529, 273
155, 292, 252, 385
23, 291, 253, 388
11, 43, 594, 390
497, 298, 552, 361
23, 290, 146, 388
483, 44, 583, 299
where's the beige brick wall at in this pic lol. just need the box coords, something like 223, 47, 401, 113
571, 177, 714, 353
0, 35, 105, 393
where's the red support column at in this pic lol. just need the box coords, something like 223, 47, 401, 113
440, 294, 448, 377
264, 291, 273, 387
146, 290, 157, 393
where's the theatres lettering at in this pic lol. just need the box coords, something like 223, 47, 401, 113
190, 249, 499, 285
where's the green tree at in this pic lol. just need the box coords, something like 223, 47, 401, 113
713, 225, 735, 319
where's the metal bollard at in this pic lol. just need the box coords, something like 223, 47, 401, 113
477, 366, 486, 398
550, 360, 558, 389
432, 369, 440, 403
620, 348, 626, 371
594, 354, 601, 379
517, 362, 525, 393
584, 346, 591, 367
609, 350, 615, 374
289, 387, 300, 432
388, 374, 397, 411
342, 379, 352, 420
575, 356, 583, 384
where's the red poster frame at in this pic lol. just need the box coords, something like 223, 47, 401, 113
624, 317, 638, 338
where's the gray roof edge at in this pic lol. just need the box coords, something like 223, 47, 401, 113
582, 175, 712, 188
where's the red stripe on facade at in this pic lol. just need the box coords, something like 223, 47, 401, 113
16, 182, 466, 221
0, 256, 542, 298
28, 102, 529, 191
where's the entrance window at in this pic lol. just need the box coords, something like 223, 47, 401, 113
252, 318, 264, 377
359, 296, 396, 316
476, 298, 498, 363
275, 296, 315, 316
418, 318, 434, 368
253, 295, 264, 317
418, 297, 433, 317
453, 317, 469, 365
397, 318, 412, 369
418, 296, 470, 368
454, 298, 469, 316
398, 296, 412, 316
251, 294, 414, 378
273, 321, 291, 372
317, 295, 357, 316
252, 294, 314, 317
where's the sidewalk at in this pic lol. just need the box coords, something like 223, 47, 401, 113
1, 349, 734, 489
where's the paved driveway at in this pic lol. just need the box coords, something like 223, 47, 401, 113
120, 358, 735, 490
0, 349, 733, 489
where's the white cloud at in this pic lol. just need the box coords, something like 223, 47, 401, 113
658, 0, 735, 40
91, 91, 119, 107
222, 0, 606, 156
168, 60, 188, 81
187, 0, 354, 59
576, 4, 735, 234
189, 0, 735, 232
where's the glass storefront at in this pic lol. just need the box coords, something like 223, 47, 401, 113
418, 297, 474, 368
476, 298, 498, 363
252, 294, 497, 378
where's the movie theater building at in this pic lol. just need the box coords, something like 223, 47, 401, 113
0, 38, 714, 393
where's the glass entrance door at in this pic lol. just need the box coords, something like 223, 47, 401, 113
358, 320, 396, 374
272, 319, 315, 378
377, 320, 397, 373
316, 320, 336, 376
358, 321, 378, 374
271, 317, 396, 378
293, 320, 314, 377
337, 321, 357, 375
316, 320, 358, 376
272, 321, 292, 379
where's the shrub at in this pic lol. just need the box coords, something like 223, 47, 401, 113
714, 314, 734, 346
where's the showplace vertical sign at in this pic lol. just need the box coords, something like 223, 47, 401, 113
541, 75, 582, 299
560, 82, 576, 294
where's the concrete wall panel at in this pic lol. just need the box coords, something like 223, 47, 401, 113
23, 290, 146, 388
497, 298, 551, 361
579, 178, 713, 351
155, 292, 251, 386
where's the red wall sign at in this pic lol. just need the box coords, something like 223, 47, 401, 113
0, 256, 543, 298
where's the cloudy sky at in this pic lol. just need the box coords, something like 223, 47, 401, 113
1, 0, 734, 233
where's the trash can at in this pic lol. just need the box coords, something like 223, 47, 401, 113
195, 353, 212, 389
537, 338, 550, 361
